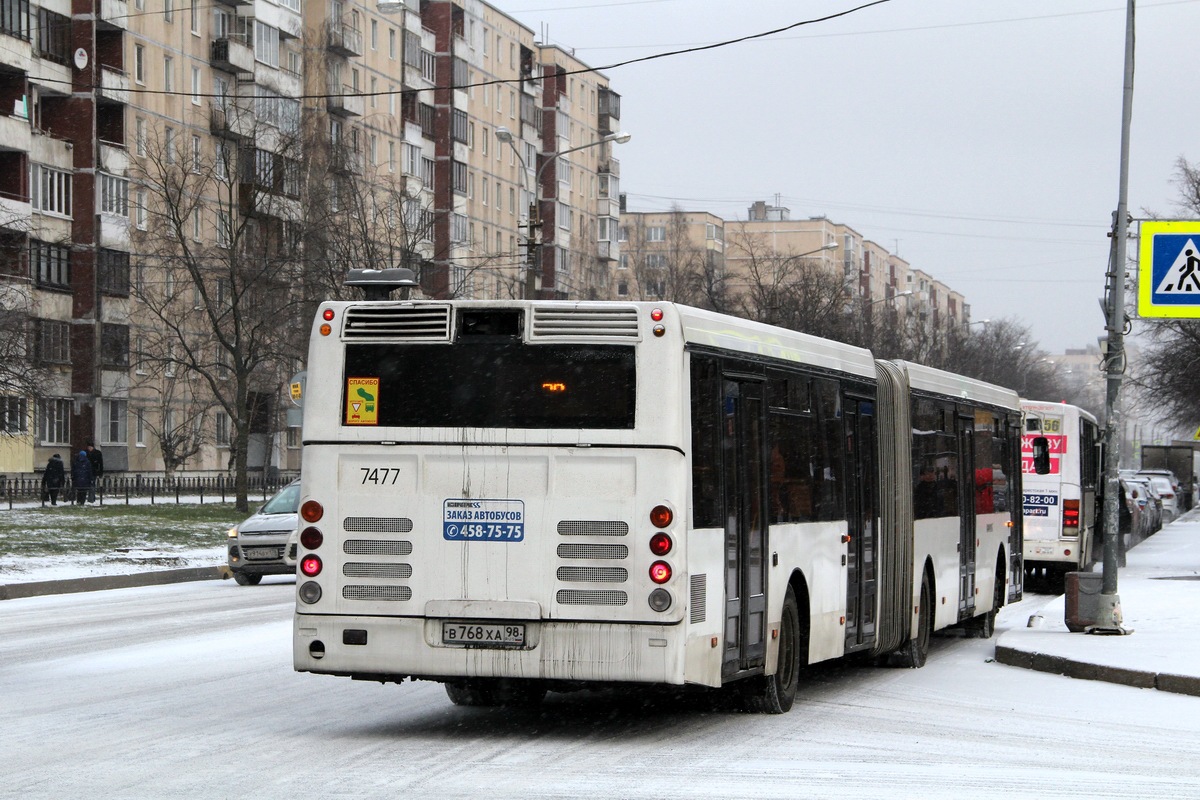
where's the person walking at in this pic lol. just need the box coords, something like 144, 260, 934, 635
86, 441, 104, 503
71, 450, 93, 506
41, 453, 65, 506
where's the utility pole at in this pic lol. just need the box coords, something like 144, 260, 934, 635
523, 202, 542, 300
1095, 0, 1136, 634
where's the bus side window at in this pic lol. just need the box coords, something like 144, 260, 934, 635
1032, 436, 1052, 475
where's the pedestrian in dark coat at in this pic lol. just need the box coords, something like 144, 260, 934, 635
86, 442, 104, 503
71, 450, 93, 506
41, 454, 65, 505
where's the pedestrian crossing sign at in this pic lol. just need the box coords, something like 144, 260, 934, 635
1138, 220, 1200, 318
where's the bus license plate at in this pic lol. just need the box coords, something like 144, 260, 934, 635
441, 622, 526, 648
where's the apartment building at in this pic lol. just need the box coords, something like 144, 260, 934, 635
0, 0, 622, 479
620, 200, 973, 343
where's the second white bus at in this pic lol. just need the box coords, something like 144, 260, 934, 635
1020, 401, 1101, 586
293, 301, 1023, 712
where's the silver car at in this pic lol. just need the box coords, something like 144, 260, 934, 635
1141, 473, 1180, 523
227, 480, 300, 585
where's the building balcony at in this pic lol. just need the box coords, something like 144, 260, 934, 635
98, 0, 129, 30
0, 112, 32, 154
99, 213, 131, 250
209, 101, 254, 141
210, 37, 255, 75
598, 157, 619, 178
330, 149, 363, 175
1, 35, 33, 74
327, 24, 363, 57
0, 193, 33, 229
597, 240, 618, 262
97, 67, 129, 105
326, 90, 364, 117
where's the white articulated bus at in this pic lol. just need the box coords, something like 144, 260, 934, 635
293, 300, 1023, 712
1020, 401, 1101, 586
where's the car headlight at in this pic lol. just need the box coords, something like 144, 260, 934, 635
227, 527, 239, 539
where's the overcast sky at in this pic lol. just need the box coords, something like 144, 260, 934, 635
503, 0, 1200, 354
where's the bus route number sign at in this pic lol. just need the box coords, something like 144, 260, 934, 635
443, 499, 525, 542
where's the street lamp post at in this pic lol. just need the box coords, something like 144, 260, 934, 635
497, 127, 631, 299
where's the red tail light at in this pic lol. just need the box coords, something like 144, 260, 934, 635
300, 527, 323, 549
301, 555, 323, 577
649, 561, 672, 584
650, 505, 673, 528
301, 500, 324, 523
1063, 499, 1080, 534
649, 533, 673, 556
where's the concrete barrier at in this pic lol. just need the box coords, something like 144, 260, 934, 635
0, 566, 231, 601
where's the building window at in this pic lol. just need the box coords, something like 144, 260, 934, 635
135, 409, 145, 446
646, 226, 666, 242
163, 55, 173, 92
451, 108, 469, 143
254, 21, 279, 67
1, 396, 28, 434
215, 411, 230, 447
98, 248, 131, 296
35, 318, 70, 364
135, 117, 147, 156
30, 239, 69, 288
557, 202, 573, 231
36, 8, 70, 64
100, 173, 129, 216
101, 323, 130, 368
37, 398, 71, 445
134, 44, 145, 83
163, 0, 173, 23
216, 208, 231, 247
388, 27, 396, 59
190, 66, 201, 104
135, 188, 148, 230
451, 213, 468, 243
451, 160, 467, 195
164, 127, 175, 163
30, 164, 72, 217
101, 399, 127, 445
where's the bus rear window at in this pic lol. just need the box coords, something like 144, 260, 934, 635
343, 342, 636, 429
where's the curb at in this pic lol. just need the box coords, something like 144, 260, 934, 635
994, 644, 1200, 698
0, 565, 231, 601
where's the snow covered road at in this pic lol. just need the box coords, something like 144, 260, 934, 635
3, 580, 1198, 799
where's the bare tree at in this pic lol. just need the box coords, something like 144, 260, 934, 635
0, 217, 51, 422
725, 222, 850, 340
130, 115, 306, 511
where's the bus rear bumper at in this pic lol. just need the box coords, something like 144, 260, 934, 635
294, 613, 687, 685
1024, 540, 1084, 568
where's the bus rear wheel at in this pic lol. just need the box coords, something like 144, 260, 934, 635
741, 585, 801, 714
897, 572, 932, 668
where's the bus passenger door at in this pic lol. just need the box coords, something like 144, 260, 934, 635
722, 379, 769, 679
843, 397, 877, 652
958, 416, 977, 619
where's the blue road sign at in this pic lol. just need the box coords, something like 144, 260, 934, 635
1139, 221, 1200, 319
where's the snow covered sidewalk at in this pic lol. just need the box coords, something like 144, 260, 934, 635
996, 509, 1200, 696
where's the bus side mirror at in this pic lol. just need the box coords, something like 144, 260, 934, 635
1032, 436, 1052, 475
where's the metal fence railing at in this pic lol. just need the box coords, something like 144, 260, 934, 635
1, 472, 300, 509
